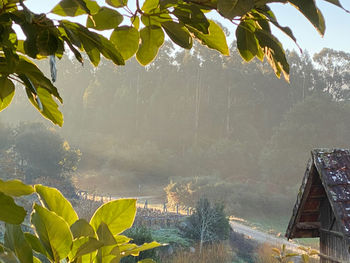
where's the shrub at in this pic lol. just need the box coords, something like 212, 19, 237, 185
0, 179, 161, 263
183, 198, 230, 252
122, 226, 158, 263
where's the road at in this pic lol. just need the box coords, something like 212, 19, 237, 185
230, 221, 311, 253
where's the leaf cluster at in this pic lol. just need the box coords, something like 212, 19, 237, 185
0, 180, 162, 263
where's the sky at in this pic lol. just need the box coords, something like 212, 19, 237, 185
25, 0, 350, 55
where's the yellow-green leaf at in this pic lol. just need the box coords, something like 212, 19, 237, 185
71, 219, 96, 239
4, 224, 33, 263
0, 193, 26, 225
136, 26, 164, 66
110, 26, 139, 60
31, 204, 73, 262
51, 0, 100, 16
106, 0, 128, 8
0, 179, 34, 197
189, 20, 229, 55
90, 199, 136, 235
34, 185, 78, 226
86, 7, 123, 30
26, 87, 63, 126
0, 76, 15, 112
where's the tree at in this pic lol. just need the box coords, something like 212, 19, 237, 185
13, 122, 81, 196
0, 0, 348, 126
184, 198, 230, 253
260, 94, 350, 196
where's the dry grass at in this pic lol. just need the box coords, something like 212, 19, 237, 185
255, 243, 320, 263
255, 244, 277, 263
160, 242, 232, 263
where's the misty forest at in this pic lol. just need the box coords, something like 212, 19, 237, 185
1, 38, 350, 262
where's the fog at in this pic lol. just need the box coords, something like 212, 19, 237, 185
2, 43, 350, 226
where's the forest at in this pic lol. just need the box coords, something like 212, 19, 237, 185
1, 41, 349, 229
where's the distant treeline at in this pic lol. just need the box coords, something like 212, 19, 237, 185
2, 42, 350, 220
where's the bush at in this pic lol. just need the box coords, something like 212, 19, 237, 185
121, 226, 159, 263
152, 228, 191, 248
183, 198, 230, 248
0, 180, 161, 263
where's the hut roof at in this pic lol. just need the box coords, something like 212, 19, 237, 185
286, 149, 350, 240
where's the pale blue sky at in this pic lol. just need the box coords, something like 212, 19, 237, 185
25, 0, 350, 54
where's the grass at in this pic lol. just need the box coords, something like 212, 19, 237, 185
159, 242, 233, 263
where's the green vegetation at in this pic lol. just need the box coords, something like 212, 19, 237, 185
0, 0, 347, 126
152, 229, 191, 248
0, 122, 80, 197
122, 226, 159, 263
0, 180, 161, 263
183, 198, 230, 252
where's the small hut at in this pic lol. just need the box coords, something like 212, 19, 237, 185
286, 149, 350, 263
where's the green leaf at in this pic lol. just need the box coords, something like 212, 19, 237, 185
71, 219, 96, 239
142, 0, 159, 13
173, 4, 209, 34
189, 20, 229, 55
138, 260, 156, 263
0, 179, 34, 197
236, 19, 258, 61
0, 76, 14, 112
160, 0, 178, 9
255, 29, 289, 81
4, 224, 33, 263
301, 254, 309, 263
36, 29, 59, 56
106, 0, 128, 8
15, 56, 62, 102
61, 21, 125, 66
51, 0, 100, 17
121, 241, 162, 257
115, 235, 132, 244
289, 0, 325, 35
31, 204, 73, 262
86, 7, 123, 30
110, 26, 139, 60
95, 226, 120, 263
136, 26, 164, 66
26, 87, 63, 127
0, 193, 26, 224
217, 0, 253, 19
132, 16, 140, 29
68, 237, 103, 261
23, 233, 48, 256
0, 250, 20, 263
323, 0, 349, 11
97, 222, 117, 246
90, 199, 136, 235
161, 21, 192, 49
34, 185, 78, 226
141, 13, 172, 27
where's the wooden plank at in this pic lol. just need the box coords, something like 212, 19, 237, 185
296, 222, 321, 229
287, 161, 316, 239
320, 228, 344, 238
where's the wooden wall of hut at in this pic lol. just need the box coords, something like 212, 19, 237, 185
319, 198, 350, 263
